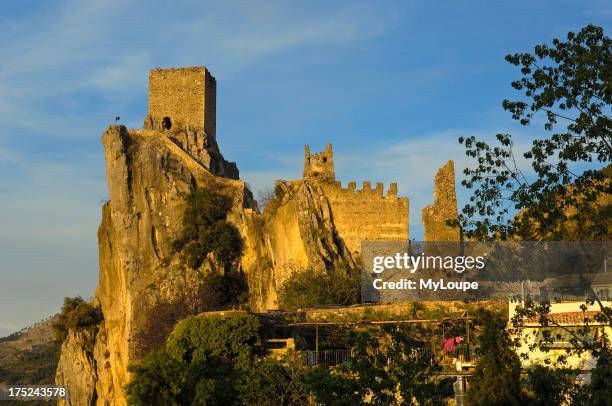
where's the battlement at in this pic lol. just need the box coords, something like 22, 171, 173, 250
317, 176, 408, 254
304, 144, 335, 182
144, 66, 216, 136
323, 181, 399, 198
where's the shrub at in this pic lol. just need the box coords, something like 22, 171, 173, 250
523, 365, 581, 406
166, 313, 260, 365
302, 329, 446, 405
277, 264, 360, 310
173, 188, 243, 269
195, 270, 249, 311
52, 296, 102, 342
237, 358, 308, 406
127, 313, 260, 405
466, 310, 523, 406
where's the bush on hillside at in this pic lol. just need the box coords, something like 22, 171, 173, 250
52, 296, 102, 342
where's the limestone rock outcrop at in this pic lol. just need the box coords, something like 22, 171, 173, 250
265, 181, 357, 290
56, 125, 263, 405
55, 329, 98, 406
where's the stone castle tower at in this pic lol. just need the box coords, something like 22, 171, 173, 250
144, 66, 216, 136
304, 143, 335, 182
142, 66, 239, 179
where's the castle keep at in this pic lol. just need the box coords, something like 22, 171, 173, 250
142, 67, 238, 179
144, 66, 216, 136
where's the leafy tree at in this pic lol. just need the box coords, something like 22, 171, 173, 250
580, 352, 612, 406
237, 357, 309, 406
127, 313, 259, 405
523, 365, 581, 406
165, 313, 260, 366
458, 24, 611, 241
173, 188, 243, 269
304, 329, 446, 406
467, 311, 523, 406
126, 349, 198, 405
300, 365, 361, 406
458, 25, 611, 397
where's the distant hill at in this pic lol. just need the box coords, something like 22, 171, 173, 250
0, 315, 61, 400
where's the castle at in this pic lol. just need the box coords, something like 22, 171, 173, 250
55, 66, 461, 406
138, 66, 454, 255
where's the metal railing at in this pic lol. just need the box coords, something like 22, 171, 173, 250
306, 349, 353, 366
440, 346, 478, 364
304, 346, 479, 367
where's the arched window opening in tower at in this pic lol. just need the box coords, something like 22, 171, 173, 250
162, 116, 172, 130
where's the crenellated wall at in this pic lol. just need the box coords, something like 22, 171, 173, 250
320, 180, 409, 256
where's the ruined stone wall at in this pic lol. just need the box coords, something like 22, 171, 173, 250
304, 144, 335, 182
422, 160, 460, 241
321, 181, 409, 256
145, 67, 216, 136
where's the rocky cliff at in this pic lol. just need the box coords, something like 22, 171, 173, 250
55, 125, 264, 405
54, 125, 362, 405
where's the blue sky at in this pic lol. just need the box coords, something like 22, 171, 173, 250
0, 0, 609, 336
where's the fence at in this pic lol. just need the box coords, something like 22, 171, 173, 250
440, 346, 478, 364
306, 350, 353, 366
304, 346, 479, 367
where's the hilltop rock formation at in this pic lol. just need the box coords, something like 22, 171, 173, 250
56, 125, 262, 405
55, 67, 455, 405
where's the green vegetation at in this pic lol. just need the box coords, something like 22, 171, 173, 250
127, 313, 452, 405
127, 313, 262, 405
467, 311, 523, 406
0, 341, 61, 386
458, 24, 611, 241
0, 318, 62, 405
237, 357, 309, 405
195, 270, 249, 311
303, 329, 448, 406
52, 296, 102, 342
173, 188, 243, 269
277, 264, 360, 310
580, 353, 612, 406
172, 188, 248, 310
522, 365, 581, 406
457, 24, 611, 404
165, 313, 260, 364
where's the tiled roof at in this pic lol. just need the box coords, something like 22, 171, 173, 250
525, 310, 605, 325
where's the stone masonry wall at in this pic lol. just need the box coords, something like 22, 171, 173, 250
321, 181, 409, 256
145, 67, 216, 136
